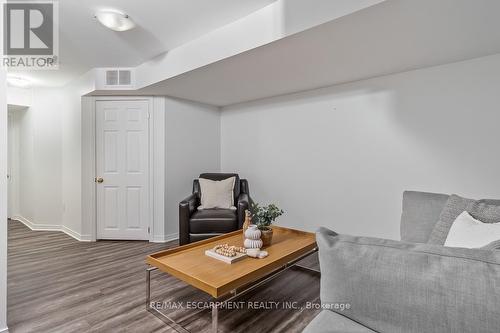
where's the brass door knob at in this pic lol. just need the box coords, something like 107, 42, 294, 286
95, 177, 104, 183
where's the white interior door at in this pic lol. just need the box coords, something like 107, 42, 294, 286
7, 113, 13, 218
96, 100, 150, 240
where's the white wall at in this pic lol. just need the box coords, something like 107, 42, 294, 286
165, 98, 220, 237
1, 70, 9, 332
6, 86, 32, 107
60, 83, 85, 237
31, 89, 63, 225
15, 106, 35, 222
7, 108, 23, 218
11, 89, 63, 229
221, 54, 500, 240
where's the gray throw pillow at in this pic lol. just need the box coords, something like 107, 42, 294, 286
427, 194, 500, 245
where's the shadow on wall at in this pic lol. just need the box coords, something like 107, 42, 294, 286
387, 54, 500, 199
221, 54, 500, 239
223, 84, 401, 238
279, 0, 384, 35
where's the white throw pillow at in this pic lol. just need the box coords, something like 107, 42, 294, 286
198, 177, 235, 209
444, 211, 500, 249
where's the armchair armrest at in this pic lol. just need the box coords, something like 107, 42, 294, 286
237, 193, 250, 229
240, 179, 249, 194
179, 193, 198, 245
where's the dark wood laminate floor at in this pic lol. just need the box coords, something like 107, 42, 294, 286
7, 220, 320, 333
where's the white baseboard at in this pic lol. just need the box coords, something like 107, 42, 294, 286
10, 215, 60, 231
10, 216, 91, 242
151, 233, 179, 243
61, 226, 92, 242
11, 215, 172, 243
0, 326, 9, 333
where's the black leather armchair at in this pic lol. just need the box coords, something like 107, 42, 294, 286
179, 173, 250, 245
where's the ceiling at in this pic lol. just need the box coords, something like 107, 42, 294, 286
7, 0, 276, 87
133, 0, 500, 106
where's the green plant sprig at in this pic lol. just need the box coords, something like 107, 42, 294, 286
250, 202, 284, 231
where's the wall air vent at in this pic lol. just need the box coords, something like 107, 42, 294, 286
118, 70, 131, 85
97, 68, 136, 90
105, 70, 119, 85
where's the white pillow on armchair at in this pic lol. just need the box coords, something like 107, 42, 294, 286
198, 176, 236, 209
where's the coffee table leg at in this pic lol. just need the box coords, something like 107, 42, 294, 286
146, 266, 192, 333
146, 267, 151, 309
212, 303, 218, 332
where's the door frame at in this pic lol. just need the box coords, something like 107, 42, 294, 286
6, 108, 23, 219
7, 112, 13, 218
82, 96, 166, 242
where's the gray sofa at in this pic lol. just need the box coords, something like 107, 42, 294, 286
303, 191, 500, 333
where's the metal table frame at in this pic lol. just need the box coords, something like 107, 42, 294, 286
146, 248, 319, 333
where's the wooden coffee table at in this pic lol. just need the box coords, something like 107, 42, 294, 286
146, 226, 317, 332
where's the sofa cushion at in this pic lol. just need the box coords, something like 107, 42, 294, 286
400, 191, 449, 243
302, 310, 375, 333
317, 227, 500, 333
428, 194, 500, 245
189, 209, 237, 234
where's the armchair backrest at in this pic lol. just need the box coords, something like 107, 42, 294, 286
193, 173, 241, 203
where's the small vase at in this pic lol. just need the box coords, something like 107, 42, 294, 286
244, 238, 263, 249
244, 225, 261, 240
261, 228, 273, 247
242, 210, 251, 236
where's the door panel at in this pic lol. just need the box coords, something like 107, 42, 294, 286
126, 187, 141, 229
96, 100, 150, 240
103, 187, 119, 229
104, 130, 119, 172
126, 131, 142, 172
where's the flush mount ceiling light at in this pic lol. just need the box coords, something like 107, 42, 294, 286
94, 11, 136, 32
7, 76, 32, 88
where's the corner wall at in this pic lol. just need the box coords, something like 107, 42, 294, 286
165, 98, 221, 238
60, 83, 85, 239
8, 84, 88, 241
220, 54, 500, 240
